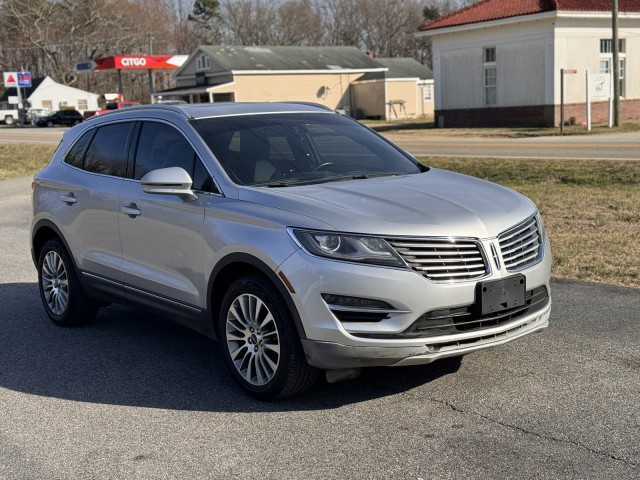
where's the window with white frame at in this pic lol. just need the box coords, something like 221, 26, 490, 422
423, 84, 432, 101
196, 54, 210, 72
483, 47, 497, 106
78, 99, 88, 111
600, 38, 626, 97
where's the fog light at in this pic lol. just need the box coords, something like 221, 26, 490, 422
321, 294, 392, 310
321, 294, 396, 322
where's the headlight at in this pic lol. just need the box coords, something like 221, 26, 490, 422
290, 229, 406, 268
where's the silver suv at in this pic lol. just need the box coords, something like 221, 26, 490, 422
31, 103, 551, 399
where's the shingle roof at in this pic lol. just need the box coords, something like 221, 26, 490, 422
198, 46, 386, 72
419, 0, 640, 31
374, 58, 433, 80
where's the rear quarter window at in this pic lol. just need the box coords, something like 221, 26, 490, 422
64, 129, 95, 169
83, 122, 133, 177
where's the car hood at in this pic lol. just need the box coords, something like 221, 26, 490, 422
238, 168, 537, 238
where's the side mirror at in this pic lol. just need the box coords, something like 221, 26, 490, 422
140, 167, 198, 201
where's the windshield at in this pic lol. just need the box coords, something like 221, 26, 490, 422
190, 112, 424, 186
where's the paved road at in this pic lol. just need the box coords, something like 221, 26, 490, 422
383, 130, 640, 160
1, 176, 639, 479
2, 125, 639, 160
0, 126, 64, 145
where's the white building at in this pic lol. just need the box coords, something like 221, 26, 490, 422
1, 76, 100, 114
417, 0, 640, 127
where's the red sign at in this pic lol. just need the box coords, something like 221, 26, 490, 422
92, 55, 187, 71
563, 69, 577, 74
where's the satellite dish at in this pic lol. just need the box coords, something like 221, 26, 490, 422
316, 85, 329, 99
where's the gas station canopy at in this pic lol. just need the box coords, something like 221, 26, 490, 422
75, 55, 187, 73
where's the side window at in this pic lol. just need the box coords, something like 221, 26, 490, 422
135, 122, 214, 192
135, 122, 194, 179
83, 122, 132, 176
64, 129, 95, 169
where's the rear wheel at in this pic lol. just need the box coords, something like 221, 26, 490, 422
37, 238, 98, 326
220, 274, 318, 399
4, 115, 14, 125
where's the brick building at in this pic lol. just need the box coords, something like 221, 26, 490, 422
417, 0, 640, 127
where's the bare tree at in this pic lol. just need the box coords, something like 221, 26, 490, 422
274, 0, 325, 46
220, 0, 279, 45
0, 0, 481, 101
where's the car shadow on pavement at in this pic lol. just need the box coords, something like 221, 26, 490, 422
0, 282, 461, 412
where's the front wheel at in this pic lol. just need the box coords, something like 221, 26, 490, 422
220, 274, 318, 399
37, 238, 98, 326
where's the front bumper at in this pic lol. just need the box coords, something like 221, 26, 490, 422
301, 301, 550, 369
279, 235, 552, 370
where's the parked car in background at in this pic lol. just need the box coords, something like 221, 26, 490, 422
35, 109, 83, 127
0, 106, 19, 125
29, 108, 53, 125
31, 102, 551, 399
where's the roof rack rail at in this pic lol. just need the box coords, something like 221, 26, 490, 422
281, 101, 334, 111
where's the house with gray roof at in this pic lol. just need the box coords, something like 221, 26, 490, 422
154, 46, 434, 120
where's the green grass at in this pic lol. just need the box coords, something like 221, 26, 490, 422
1, 143, 638, 287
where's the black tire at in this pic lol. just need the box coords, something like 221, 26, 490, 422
37, 238, 98, 326
220, 274, 319, 400
46, 120, 54, 127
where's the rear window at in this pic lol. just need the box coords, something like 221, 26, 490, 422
191, 113, 422, 186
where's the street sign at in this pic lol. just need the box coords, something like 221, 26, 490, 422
589, 73, 611, 99
3, 72, 17, 87
74, 60, 97, 74
563, 69, 577, 74
17, 71, 31, 87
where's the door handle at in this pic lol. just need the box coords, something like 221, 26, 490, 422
61, 193, 77, 204
121, 204, 141, 217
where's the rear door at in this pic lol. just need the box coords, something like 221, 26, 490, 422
54, 122, 134, 286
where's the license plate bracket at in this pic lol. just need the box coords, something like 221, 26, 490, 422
477, 275, 526, 316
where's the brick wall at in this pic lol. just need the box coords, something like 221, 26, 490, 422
436, 99, 640, 128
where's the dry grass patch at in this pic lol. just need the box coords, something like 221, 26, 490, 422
422, 157, 640, 287
0, 144, 55, 180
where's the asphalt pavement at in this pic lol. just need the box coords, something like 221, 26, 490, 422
2, 124, 640, 160
1, 175, 639, 479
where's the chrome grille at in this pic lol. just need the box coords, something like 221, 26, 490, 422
498, 215, 542, 271
386, 237, 488, 282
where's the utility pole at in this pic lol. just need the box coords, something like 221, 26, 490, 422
612, 0, 620, 126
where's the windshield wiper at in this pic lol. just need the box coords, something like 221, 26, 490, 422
266, 182, 292, 188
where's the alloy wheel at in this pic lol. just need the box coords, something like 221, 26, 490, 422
41, 250, 69, 316
225, 293, 281, 386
